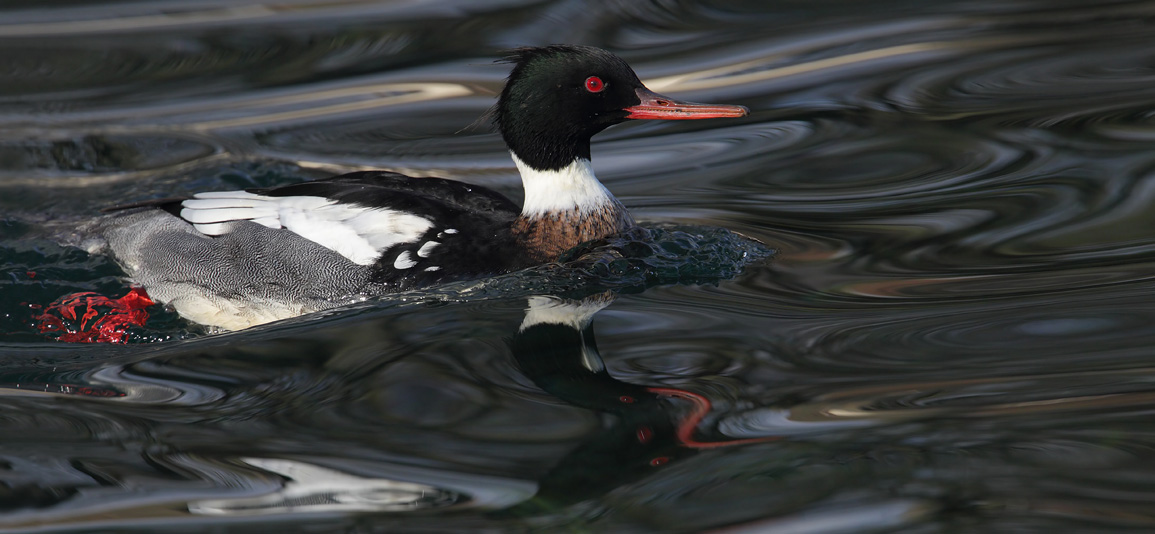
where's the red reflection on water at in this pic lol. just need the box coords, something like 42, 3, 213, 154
647, 387, 782, 449
637, 425, 654, 444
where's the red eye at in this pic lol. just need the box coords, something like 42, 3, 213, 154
585, 76, 605, 93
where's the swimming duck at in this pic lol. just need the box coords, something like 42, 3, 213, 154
94, 45, 747, 330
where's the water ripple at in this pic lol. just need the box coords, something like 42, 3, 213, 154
2, 1, 1155, 532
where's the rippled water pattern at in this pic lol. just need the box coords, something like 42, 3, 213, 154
3, 1, 1155, 532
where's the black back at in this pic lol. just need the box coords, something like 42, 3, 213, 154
251, 171, 518, 218
254, 171, 528, 289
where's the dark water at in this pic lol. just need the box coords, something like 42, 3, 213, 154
3, 0, 1155, 532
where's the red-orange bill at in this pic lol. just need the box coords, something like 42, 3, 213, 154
624, 88, 748, 120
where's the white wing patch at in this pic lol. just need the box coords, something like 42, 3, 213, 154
180, 191, 433, 265
416, 241, 439, 258
393, 251, 417, 269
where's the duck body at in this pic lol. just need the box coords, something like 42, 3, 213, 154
98, 173, 527, 329
93, 45, 745, 330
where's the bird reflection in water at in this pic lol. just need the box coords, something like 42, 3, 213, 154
183, 292, 779, 518
504, 292, 780, 514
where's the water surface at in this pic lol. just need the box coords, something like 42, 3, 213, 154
3, 1, 1155, 532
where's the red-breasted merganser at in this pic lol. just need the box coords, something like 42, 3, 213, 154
94, 45, 747, 330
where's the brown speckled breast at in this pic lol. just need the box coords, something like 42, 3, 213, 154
511, 201, 636, 262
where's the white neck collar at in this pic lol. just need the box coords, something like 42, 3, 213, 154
512, 152, 616, 218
